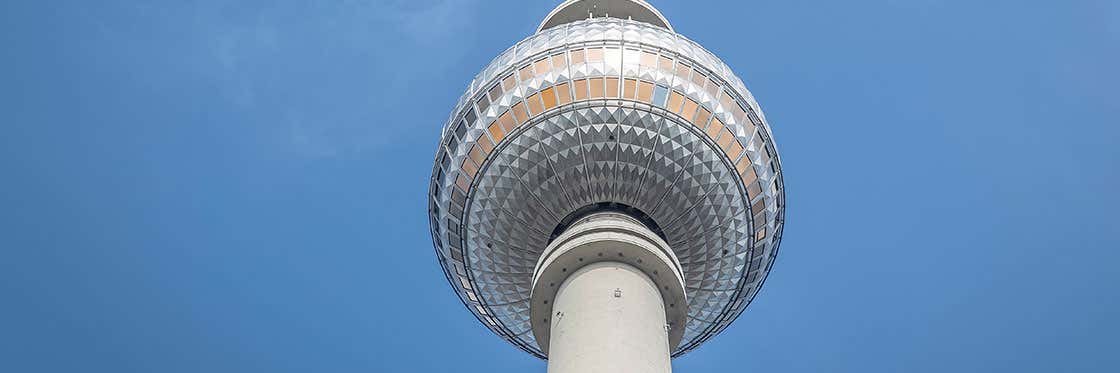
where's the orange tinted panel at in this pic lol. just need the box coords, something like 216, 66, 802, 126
746, 181, 762, 200
456, 174, 471, 192
533, 58, 550, 75
659, 56, 674, 71
675, 63, 691, 80
574, 79, 589, 100
478, 134, 494, 153
680, 99, 698, 121
498, 111, 516, 133
502, 74, 517, 91
541, 87, 558, 110
462, 159, 478, 178
727, 140, 744, 161
551, 53, 567, 69
640, 51, 657, 67
519, 65, 533, 81
571, 49, 586, 64
469, 145, 485, 165
556, 82, 572, 104
637, 81, 654, 102
587, 48, 603, 62
605, 78, 619, 98
718, 128, 735, 149
707, 118, 724, 139
622, 79, 637, 99
526, 93, 543, 115
667, 91, 684, 112
511, 102, 527, 124
589, 78, 604, 98
695, 108, 711, 129
488, 121, 505, 143
736, 156, 753, 174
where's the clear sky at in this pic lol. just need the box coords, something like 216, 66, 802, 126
1, 0, 1117, 372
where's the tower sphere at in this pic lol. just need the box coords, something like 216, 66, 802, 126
428, 0, 785, 358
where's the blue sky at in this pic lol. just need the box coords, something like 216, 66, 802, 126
1, 0, 1117, 371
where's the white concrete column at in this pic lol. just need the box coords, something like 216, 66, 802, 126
530, 212, 686, 373
547, 261, 672, 373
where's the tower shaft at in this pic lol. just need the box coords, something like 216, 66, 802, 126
548, 261, 672, 373
530, 212, 686, 372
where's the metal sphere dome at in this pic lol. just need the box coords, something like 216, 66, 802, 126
428, 2, 785, 358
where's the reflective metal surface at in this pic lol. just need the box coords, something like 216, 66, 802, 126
428, 16, 785, 358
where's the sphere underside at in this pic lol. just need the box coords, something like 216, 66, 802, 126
428, 19, 785, 358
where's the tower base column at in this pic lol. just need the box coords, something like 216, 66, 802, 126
547, 261, 672, 373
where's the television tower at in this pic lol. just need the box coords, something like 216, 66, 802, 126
428, 1, 785, 371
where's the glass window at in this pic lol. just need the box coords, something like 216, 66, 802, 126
605, 77, 619, 98
736, 156, 753, 175
502, 74, 517, 91
541, 87, 558, 110
733, 102, 748, 125
488, 83, 503, 102
706, 78, 720, 98
574, 79, 589, 100
638, 81, 654, 102
462, 157, 478, 178
511, 102, 528, 124
488, 121, 505, 143
727, 139, 743, 161
622, 79, 637, 99
469, 145, 485, 165
447, 135, 459, 152
707, 118, 724, 139
587, 47, 603, 63
456, 174, 471, 192
533, 58, 550, 75
692, 70, 707, 87
519, 65, 533, 81
658, 55, 674, 71
640, 51, 657, 67
571, 49, 586, 64
746, 180, 762, 200
556, 82, 572, 104
589, 78, 604, 98
604, 47, 621, 69
498, 111, 516, 133
454, 120, 467, 138
751, 199, 766, 216
464, 107, 477, 125
667, 91, 685, 113
695, 108, 711, 129
720, 91, 735, 111
718, 128, 736, 149
624, 49, 640, 65
526, 92, 543, 115
476, 95, 489, 113
551, 53, 567, 69
675, 63, 691, 81
652, 85, 669, 106
759, 137, 772, 165
680, 98, 698, 121
478, 133, 494, 153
